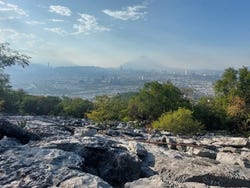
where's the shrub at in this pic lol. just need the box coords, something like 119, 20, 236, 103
152, 108, 204, 135
60, 97, 93, 118
128, 81, 190, 121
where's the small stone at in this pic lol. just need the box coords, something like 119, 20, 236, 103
128, 141, 147, 158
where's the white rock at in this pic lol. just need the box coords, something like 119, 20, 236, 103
75, 128, 97, 137
128, 141, 147, 157
59, 175, 112, 188
216, 152, 250, 168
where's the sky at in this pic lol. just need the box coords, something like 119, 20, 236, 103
0, 0, 250, 70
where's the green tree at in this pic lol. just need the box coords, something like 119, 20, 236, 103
0, 43, 30, 112
153, 108, 203, 135
214, 68, 238, 98
0, 43, 30, 68
3, 89, 27, 113
128, 81, 189, 121
238, 67, 250, 104
60, 97, 93, 118
21, 95, 42, 115
213, 67, 250, 132
21, 95, 62, 115
0, 43, 29, 89
193, 97, 227, 130
87, 93, 133, 122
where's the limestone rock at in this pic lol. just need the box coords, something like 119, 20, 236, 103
188, 147, 217, 159
59, 175, 111, 188
0, 118, 40, 144
216, 152, 250, 168
74, 127, 97, 137
124, 175, 165, 188
83, 145, 141, 186
125, 176, 223, 188
0, 136, 21, 153
1, 115, 250, 188
128, 141, 147, 158
143, 144, 250, 187
0, 146, 84, 187
213, 137, 249, 148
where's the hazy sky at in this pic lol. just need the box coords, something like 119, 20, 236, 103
0, 0, 250, 69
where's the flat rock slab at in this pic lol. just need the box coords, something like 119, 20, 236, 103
0, 145, 85, 187
212, 137, 249, 148
143, 144, 250, 187
58, 175, 111, 188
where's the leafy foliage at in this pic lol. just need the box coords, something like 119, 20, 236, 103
60, 97, 93, 118
213, 67, 250, 132
2, 89, 27, 113
87, 93, 134, 122
21, 95, 62, 115
0, 43, 30, 91
128, 81, 190, 120
0, 43, 30, 112
153, 108, 204, 135
0, 43, 30, 69
193, 97, 228, 130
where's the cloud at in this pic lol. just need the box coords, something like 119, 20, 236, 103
0, 28, 56, 59
103, 5, 147, 21
0, 1, 28, 16
49, 18, 64, 22
26, 20, 45, 25
0, 28, 35, 44
73, 13, 110, 35
0, 28, 35, 40
0, 16, 20, 20
49, 5, 71, 16
44, 27, 67, 36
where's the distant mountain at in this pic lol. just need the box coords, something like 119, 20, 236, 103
121, 56, 167, 71
121, 56, 195, 74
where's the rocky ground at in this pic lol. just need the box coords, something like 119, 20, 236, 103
0, 115, 250, 188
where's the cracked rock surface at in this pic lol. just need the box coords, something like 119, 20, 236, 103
0, 115, 250, 187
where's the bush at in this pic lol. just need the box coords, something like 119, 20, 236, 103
152, 108, 204, 135
87, 93, 133, 122
60, 97, 93, 118
21, 95, 62, 115
128, 81, 190, 121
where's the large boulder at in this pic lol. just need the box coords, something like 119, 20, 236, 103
0, 118, 40, 144
0, 136, 21, 153
80, 137, 142, 186
0, 146, 86, 187
31, 135, 142, 187
24, 119, 74, 138
143, 144, 250, 187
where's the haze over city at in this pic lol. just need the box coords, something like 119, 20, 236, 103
0, 0, 250, 69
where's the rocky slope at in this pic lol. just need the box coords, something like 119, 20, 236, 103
0, 115, 250, 187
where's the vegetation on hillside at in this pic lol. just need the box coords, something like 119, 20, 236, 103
1, 43, 249, 135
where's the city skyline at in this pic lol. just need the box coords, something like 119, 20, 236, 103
0, 0, 250, 70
